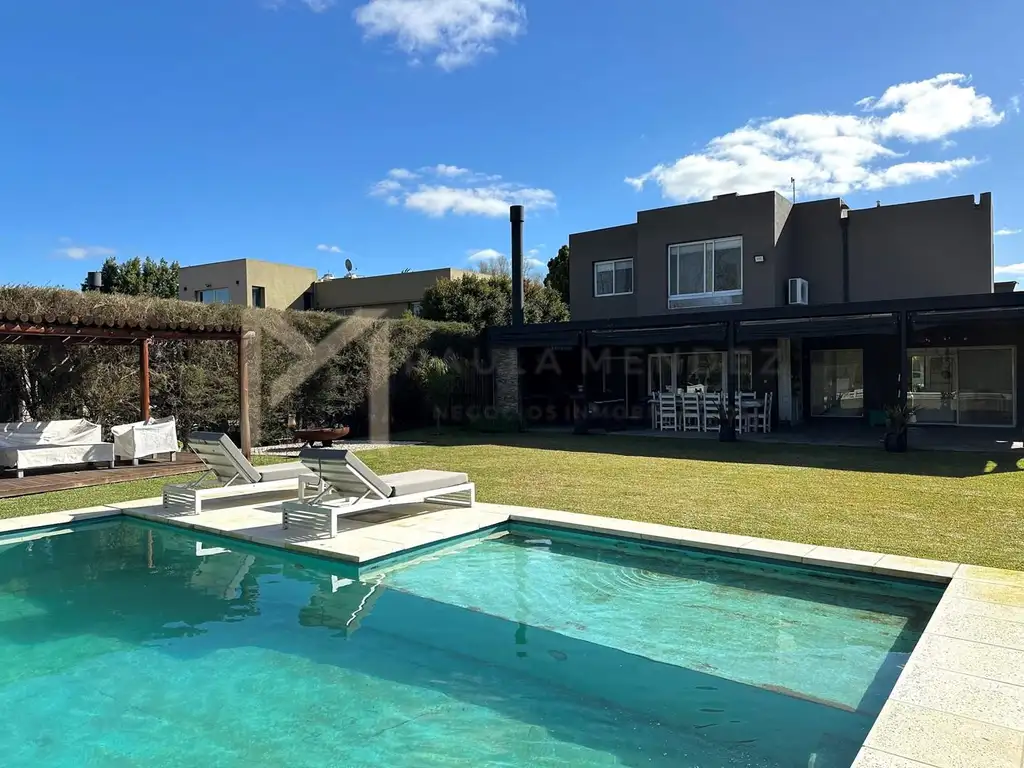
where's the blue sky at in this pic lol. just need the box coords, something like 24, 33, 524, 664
1, 0, 1023, 288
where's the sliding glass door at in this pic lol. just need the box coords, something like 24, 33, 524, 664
909, 347, 1015, 426
810, 350, 864, 418
908, 350, 957, 424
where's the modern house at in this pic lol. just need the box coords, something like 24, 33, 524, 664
313, 267, 473, 318
179, 260, 470, 317
488, 190, 1024, 431
179, 259, 318, 310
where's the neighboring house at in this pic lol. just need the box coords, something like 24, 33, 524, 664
178, 259, 317, 310
313, 267, 473, 318
489, 190, 1024, 430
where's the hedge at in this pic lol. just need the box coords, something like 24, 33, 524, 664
0, 287, 480, 443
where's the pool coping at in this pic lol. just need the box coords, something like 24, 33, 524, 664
3, 501, 1022, 767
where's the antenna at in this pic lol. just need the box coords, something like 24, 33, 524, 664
344, 258, 353, 273
790, 177, 796, 203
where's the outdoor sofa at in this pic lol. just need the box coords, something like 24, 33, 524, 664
0, 419, 115, 478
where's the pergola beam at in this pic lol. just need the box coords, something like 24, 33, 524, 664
0, 321, 239, 343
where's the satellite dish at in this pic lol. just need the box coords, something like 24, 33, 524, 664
344, 258, 353, 273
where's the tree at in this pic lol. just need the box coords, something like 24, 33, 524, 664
413, 354, 460, 432
420, 274, 569, 330
544, 245, 570, 307
82, 256, 180, 299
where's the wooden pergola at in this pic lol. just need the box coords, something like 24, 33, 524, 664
0, 315, 256, 457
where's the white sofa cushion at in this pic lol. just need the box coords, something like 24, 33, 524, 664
0, 419, 102, 448
112, 416, 178, 460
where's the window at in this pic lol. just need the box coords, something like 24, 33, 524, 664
810, 350, 864, 418
668, 237, 742, 298
195, 288, 230, 304
909, 346, 1015, 426
251, 286, 266, 308
594, 258, 633, 297
648, 350, 752, 395
408, 301, 423, 317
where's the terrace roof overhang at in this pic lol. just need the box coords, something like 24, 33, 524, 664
487, 291, 1024, 349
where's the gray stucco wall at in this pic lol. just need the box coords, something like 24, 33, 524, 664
788, 199, 846, 305
569, 225, 639, 322
847, 193, 993, 301
567, 191, 995, 322
634, 192, 782, 316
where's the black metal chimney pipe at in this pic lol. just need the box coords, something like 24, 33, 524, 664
510, 205, 524, 326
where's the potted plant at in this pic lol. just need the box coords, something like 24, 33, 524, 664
883, 403, 919, 453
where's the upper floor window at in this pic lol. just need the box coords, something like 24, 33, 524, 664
196, 288, 230, 304
668, 237, 742, 298
594, 258, 633, 297
251, 286, 266, 308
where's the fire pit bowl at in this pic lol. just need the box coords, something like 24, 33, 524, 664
293, 426, 351, 448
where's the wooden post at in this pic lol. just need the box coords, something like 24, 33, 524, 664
238, 331, 252, 458
140, 339, 151, 422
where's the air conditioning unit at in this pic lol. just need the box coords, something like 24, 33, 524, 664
788, 277, 809, 306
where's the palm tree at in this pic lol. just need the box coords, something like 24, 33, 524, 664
414, 355, 460, 432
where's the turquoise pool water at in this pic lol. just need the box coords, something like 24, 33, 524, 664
0, 520, 940, 767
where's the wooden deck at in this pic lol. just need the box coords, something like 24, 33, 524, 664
0, 454, 202, 499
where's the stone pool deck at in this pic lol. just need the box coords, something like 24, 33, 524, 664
2, 497, 1023, 767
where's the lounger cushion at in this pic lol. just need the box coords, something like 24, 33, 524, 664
257, 461, 308, 483
188, 432, 262, 485
381, 469, 469, 497
299, 449, 392, 499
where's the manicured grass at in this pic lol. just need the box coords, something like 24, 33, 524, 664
359, 432, 1024, 570
2, 433, 1022, 569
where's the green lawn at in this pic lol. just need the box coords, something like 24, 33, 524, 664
2, 433, 1022, 569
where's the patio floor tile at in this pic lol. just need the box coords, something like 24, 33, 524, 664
910, 633, 1024, 687
872, 555, 958, 582
864, 700, 1023, 768
890, 662, 1024, 731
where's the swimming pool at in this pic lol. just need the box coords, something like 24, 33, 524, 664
0, 519, 940, 767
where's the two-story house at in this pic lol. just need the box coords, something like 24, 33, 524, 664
489, 190, 1024, 431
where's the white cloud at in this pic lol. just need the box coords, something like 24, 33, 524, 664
1009, 95, 1020, 115
994, 263, 1024, 275
353, 0, 525, 70
371, 164, 556, 217
55, 244, 116, 260
431, 164, 470, 177
627, 73, 1005, 203
995, 228, 1021, 237
300, 0, 335, 10
466, 247, 503, 262
317, 244, 343, 253
388, 167, 419, 180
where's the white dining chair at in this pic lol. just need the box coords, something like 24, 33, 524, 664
756, 391, 774, 433
681, 392, 702, 431
734, 392, 755, 433
657, 391, 679, 431
703, 392, 721, 432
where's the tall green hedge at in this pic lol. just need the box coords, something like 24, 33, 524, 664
0, 288, 479, 443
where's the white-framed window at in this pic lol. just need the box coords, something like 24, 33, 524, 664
594, 258, 633, 297
668, 237, 742, 299
196, 288, 230, 304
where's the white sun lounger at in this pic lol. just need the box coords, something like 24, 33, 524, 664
281, 448, 475, 537
162, 432, 310, 515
